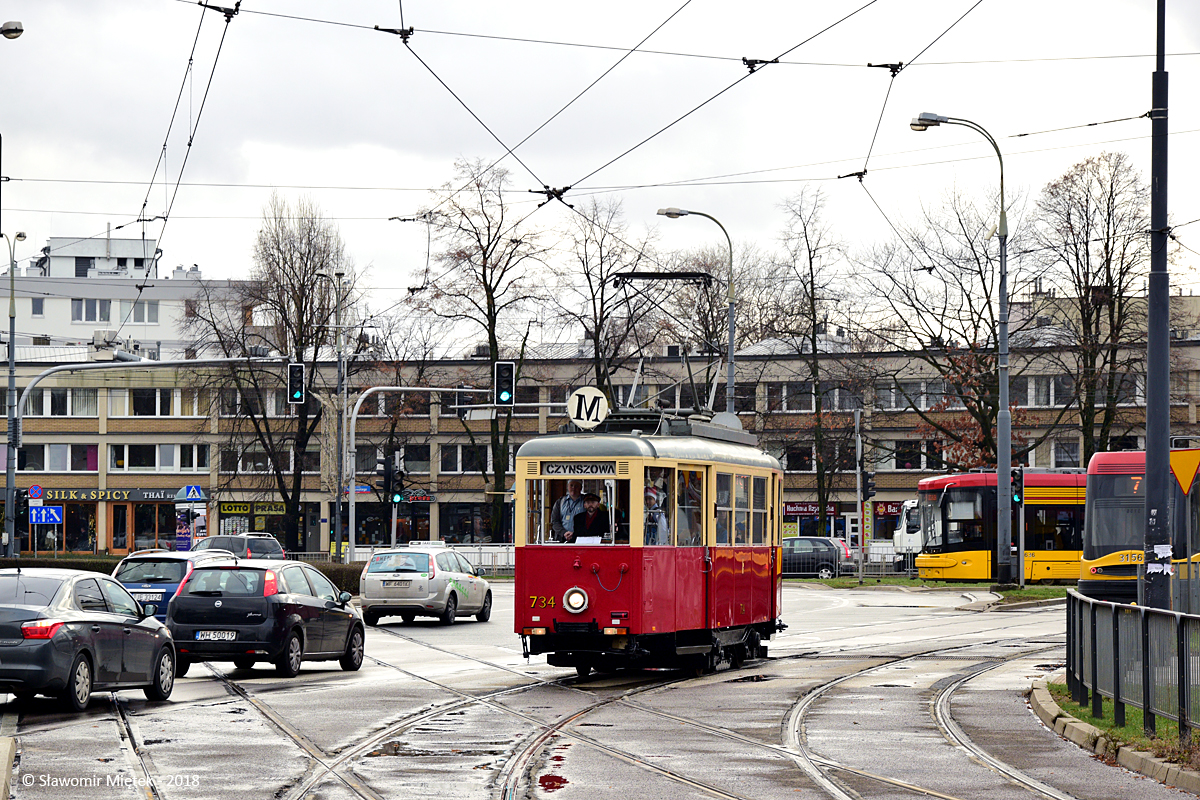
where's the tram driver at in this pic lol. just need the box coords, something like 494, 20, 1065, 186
573, 492, 611, 541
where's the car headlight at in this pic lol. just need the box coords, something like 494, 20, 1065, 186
562, 586, 589, 614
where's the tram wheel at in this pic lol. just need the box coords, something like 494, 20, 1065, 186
729, 646, 746, 670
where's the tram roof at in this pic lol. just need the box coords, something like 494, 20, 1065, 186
516, 433, 781, 471
917, 470, 1085, 491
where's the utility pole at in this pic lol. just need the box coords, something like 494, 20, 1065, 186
1143, 0, 1171, 608
333, 271, 347, 563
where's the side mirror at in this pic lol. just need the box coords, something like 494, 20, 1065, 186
338, 591, 352, 606
142, 603, 158, 618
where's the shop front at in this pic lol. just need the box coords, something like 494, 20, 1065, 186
24, 487, 209, 555
872, 500, 903, 541
216, 501, 318, 552
782, 501, 854, 539
438, 500, 511, 544
342, 493, 433, 549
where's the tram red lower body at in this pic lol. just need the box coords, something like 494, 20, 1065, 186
515, 545, 782, 669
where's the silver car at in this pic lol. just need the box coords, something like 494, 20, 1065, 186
358, 543, 492, 626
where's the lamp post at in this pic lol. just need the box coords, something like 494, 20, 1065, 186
3, 231, 25, 559
910, 111, 1013, 584
2, 22, 25, 559
656, 207, 736, 415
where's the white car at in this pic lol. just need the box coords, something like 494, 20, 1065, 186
358, 542, 492, 626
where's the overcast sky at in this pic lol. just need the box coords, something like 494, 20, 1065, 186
2, 1, 1198, 331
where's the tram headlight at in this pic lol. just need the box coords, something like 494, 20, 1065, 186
563, 586, 589, 614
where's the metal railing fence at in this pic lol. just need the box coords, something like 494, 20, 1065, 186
1066, 589, 1197, 743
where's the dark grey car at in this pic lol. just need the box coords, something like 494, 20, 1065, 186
781, 536, 843, 579
191, 533, 285, 560
169, 561, 363, 678
0, 568, 176, 710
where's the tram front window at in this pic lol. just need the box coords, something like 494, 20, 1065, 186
1083, 473, 1144, 559
923, 487, 991, 551
526, 478, 630, 544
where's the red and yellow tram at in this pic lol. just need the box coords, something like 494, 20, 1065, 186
513, 412, 785, 675
916, 469, 1086, 583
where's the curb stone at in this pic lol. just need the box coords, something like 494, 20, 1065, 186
0, 737, 12, 800
1031, 675, 1200, 794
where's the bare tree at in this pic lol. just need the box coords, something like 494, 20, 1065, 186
861, 188, 1048, 469
1030, 151, 1151, 463
183, 194, 351, 551
549, 197, 664, 403
758, 188, 860, 534
415, 158, 549, 541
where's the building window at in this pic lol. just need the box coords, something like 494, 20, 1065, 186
218, 448, 272, 474
70, 298, 111, 323
716, 383, 757, 413
515, 384, 541, 413
440, 444, 488, 473
924, 440, 943, 471
1053, 440, 1080, 468
299, 450, 320, 474
784, 445, 814, 472
1108, 435, 1139, 452
403, 444, 431, 473
184, 299, 197, 318
766, 382, 813, 412
894, 440, 922, 470
117, 257, 127, 268
74, 257, 94, 278
110, 388, 175, 417
120, 299, 159, 324
30, 298, 43, 317
17, 443, 96, 472
180, 444, 209, 471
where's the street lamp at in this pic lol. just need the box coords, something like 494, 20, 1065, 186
910, 111, 1013, 585
1, 21, 24, 558
656, 207, 736, 416
3, 231, 25, 558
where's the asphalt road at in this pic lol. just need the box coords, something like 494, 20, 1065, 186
4, 584, 1189, 800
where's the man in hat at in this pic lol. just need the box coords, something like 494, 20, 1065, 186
572, 492, 610, 541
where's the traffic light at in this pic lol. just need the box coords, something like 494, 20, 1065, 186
493, 361, 516, 407
1011, 467, 1024, 504
376, 455, 394, 501
287, 363, 305, 405
863, 472, 876, 499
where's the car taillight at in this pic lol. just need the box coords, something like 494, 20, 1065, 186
246, 547, 252, 558
263, 570, 278, 596
360, 564, 369, 580
428, 560, 435, 578
175, 562, 196, 598
22, 619, 64, 639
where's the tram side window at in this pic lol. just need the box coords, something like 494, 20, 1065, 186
752, 476, 768, 545
677, 469, 704, 547
1027, 506, 1081, 551
734, 475, 750, 544
644, 467, 674, 546
716, 473, 733, 545
525, 479, 545, 544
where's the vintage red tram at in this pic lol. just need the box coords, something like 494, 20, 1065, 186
514, 412, 785, 675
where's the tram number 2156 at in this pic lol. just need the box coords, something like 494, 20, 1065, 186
529, 595, 557, 608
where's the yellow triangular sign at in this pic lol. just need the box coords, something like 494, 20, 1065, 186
1170, 449, 1200, 495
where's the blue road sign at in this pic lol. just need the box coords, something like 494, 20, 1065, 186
183, 485, 203, 501
30, 506, 63, 525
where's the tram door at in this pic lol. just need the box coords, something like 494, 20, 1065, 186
675, 465, 708, 631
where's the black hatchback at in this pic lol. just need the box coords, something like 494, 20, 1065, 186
168, 561, 363, 678
0, 568, 176, 710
